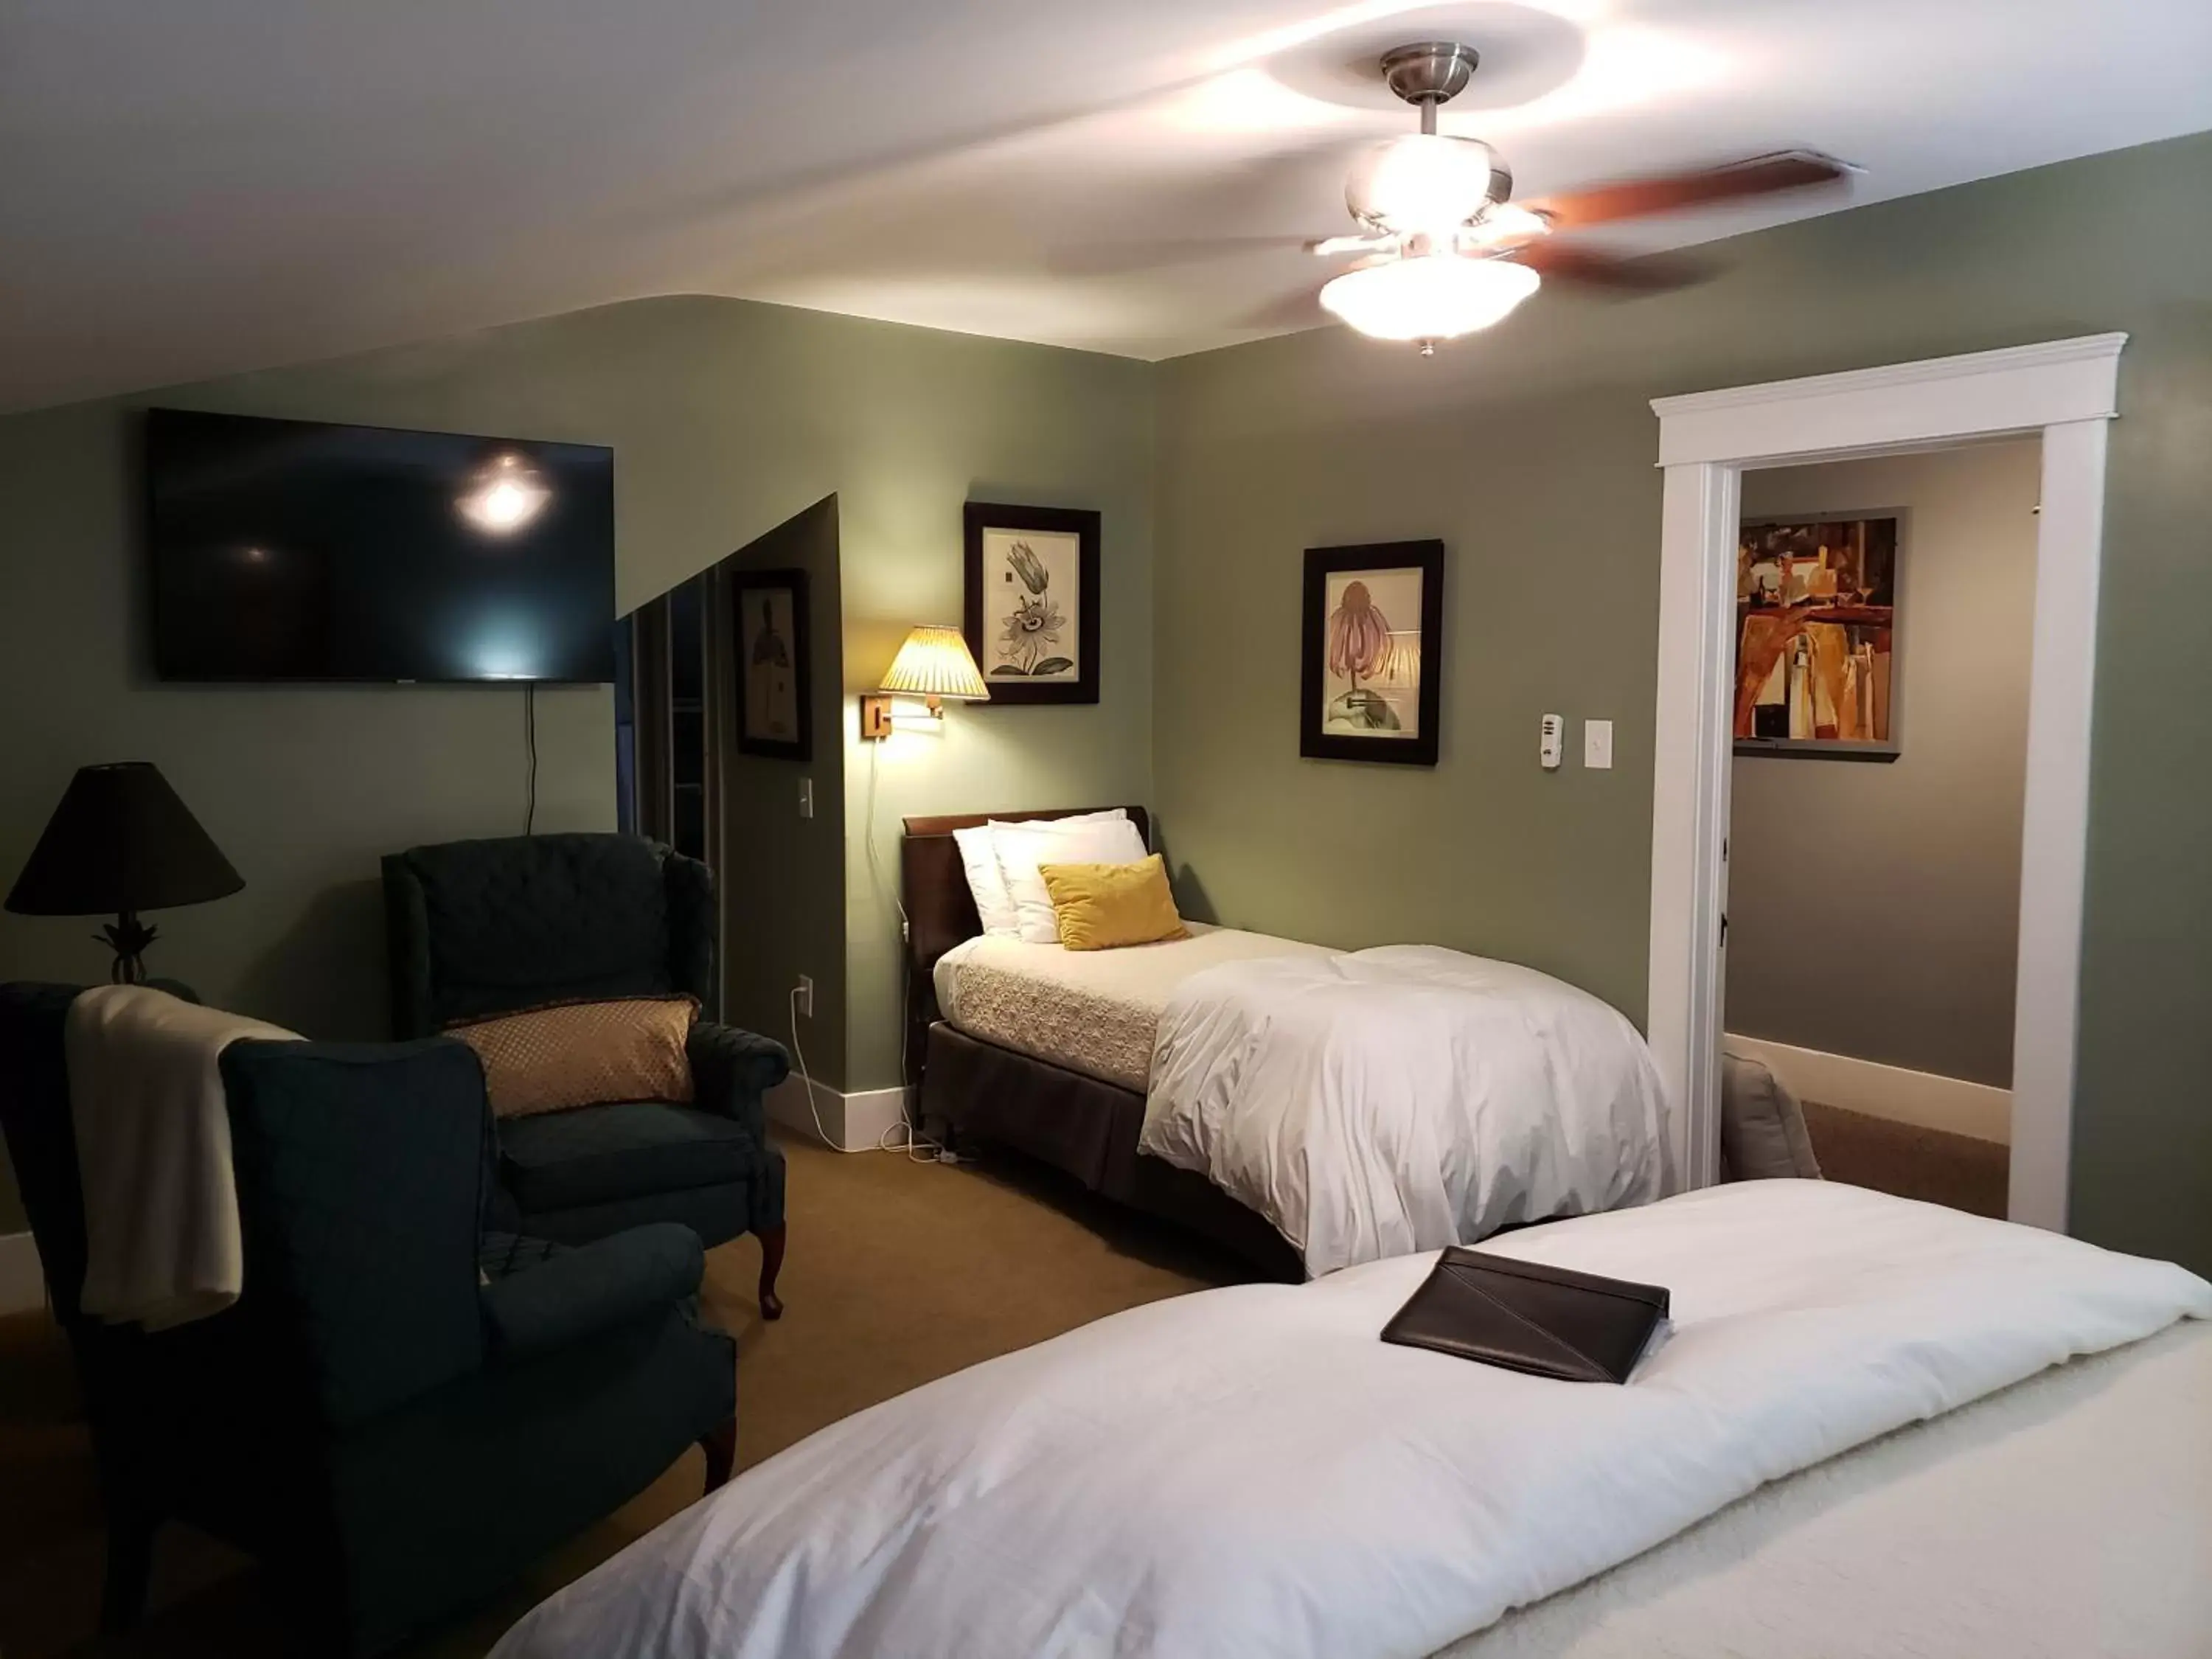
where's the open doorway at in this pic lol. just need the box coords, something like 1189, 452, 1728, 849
1644, 335, 2124, 1231
1724, 439, 2040, 1217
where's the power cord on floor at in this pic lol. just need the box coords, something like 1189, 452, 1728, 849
788, 983, 962, 1164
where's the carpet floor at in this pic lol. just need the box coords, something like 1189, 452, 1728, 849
1801, 1099, 2010, 1219
0, 1133, 1243, 1658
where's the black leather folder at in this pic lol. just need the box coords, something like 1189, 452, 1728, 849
1380, 1247, 1670, 1384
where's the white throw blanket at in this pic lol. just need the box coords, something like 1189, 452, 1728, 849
65, 984, 300, 1329
1141, 946, 1672, 1275
487, 1183, 2211, 1659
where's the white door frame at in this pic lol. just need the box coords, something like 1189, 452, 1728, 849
1646, 333, 2126, 1230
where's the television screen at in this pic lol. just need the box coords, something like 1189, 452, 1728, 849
147, 408, 616, 683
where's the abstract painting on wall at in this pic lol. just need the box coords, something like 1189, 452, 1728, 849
1300, 539, 1444, 766
1734, 512, 1902, 760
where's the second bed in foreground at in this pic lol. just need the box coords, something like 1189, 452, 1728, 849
490, 1180, 2211, 1659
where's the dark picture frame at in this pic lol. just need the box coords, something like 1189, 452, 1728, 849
963, 501, 1102, 706
1733, 508, 1905, 763
1300, 540, 1444, 767
731, 566, 812, 762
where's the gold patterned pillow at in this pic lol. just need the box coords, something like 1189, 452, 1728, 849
448, 996, 698, 1119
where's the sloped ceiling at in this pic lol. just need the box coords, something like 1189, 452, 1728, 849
4, 0, 2209, 409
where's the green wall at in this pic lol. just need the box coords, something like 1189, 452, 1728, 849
0, 296, 1155, 1229
720, 497, 850, 1088
1153, 130, 2212, 1273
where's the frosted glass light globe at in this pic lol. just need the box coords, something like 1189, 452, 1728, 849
1346, 134, 1499, 237
1318, 254, 1540, 344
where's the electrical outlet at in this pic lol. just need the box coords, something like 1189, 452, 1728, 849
793, 975, 813, 1019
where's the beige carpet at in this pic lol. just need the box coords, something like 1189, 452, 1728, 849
1801, 1100, 2010, 1219
0, 1133, 1242, 1658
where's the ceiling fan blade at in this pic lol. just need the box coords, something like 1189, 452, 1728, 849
1506, 243, 1709, 292
1531, 150, 1851, 231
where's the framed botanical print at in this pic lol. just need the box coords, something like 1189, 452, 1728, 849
1300, 540, 1444, 767
732, 567, 812, 762
964, 501, 1101, 706
1734, 510, 1902, 761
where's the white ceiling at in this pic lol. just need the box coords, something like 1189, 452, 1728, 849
4, 0, 2209, 411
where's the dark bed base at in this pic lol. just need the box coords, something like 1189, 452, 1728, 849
920, 1023, 1304, 1283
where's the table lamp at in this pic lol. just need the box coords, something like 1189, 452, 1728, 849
6, 762, 243, 984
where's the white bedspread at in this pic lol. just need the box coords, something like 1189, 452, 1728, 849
1442, 1318, 2212, 1658
1141, 945, 1672, 1276
487, 1183, 2211, 1659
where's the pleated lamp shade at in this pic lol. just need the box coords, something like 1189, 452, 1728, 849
878, 627, 989, 701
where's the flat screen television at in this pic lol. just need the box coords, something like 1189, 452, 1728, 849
146, 408, 616, 683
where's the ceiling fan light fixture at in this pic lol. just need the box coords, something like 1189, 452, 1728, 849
1346, 133, 1499, 238
1318, 253, 1540, 346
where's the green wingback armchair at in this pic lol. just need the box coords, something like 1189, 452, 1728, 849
0, 982, 739, 1656
383, 832, 790, 1317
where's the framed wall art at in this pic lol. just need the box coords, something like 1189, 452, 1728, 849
964, 501, 1101, 706
1734, 510, 1902, 761
1300, 539, 1444, 767
732, 566, 813, 762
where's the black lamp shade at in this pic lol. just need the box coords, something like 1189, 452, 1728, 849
6, 762, 243, 918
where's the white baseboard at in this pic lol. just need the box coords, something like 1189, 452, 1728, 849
0, 1231, 45, 1316
1725, 1034, 2011, 1146
763, 1077, 911, 1152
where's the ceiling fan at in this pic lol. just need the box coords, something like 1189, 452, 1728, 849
1306, 41, 1851, 352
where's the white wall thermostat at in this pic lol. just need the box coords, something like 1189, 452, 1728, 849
1540, 713, 1565, 770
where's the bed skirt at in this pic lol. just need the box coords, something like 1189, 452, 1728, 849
919, 1022, 1303, 1281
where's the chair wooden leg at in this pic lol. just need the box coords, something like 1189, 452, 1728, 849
700, 1415, 738, 1492
757, 1222, 787, 1321
101, 1506, 157, 1633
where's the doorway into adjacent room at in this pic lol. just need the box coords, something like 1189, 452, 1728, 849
1644, 334, 2124, 1232
1722, 439, 2040, 1217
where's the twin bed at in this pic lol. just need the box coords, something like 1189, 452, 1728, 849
905, 805, 1671, 1278
907, 806, 1320, 1274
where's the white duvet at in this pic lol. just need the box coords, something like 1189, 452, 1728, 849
490, 1183, 2211, 1659
1141, 946, 1672, 1276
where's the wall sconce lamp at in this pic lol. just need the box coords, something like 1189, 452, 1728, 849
860, 625, 990, 740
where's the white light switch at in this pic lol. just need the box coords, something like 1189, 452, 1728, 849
1583, 720, 1614, 770
799, 778, 814, 819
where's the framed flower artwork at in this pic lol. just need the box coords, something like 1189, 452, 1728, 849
1300, 540, 1444, 766
964, 501, 1101, 706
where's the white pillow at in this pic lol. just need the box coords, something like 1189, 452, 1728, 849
953, 824, 1022, 937
990, 814, 1148, 945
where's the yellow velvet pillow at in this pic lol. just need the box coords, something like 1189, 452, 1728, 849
447, 996, 697, 1119
1037, 855, 1189, 951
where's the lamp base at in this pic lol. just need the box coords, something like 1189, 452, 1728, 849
860, 694, 894, 741
98, 911, 159, 985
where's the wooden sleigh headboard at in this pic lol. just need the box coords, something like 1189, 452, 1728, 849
897, 805, 1152, 1089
